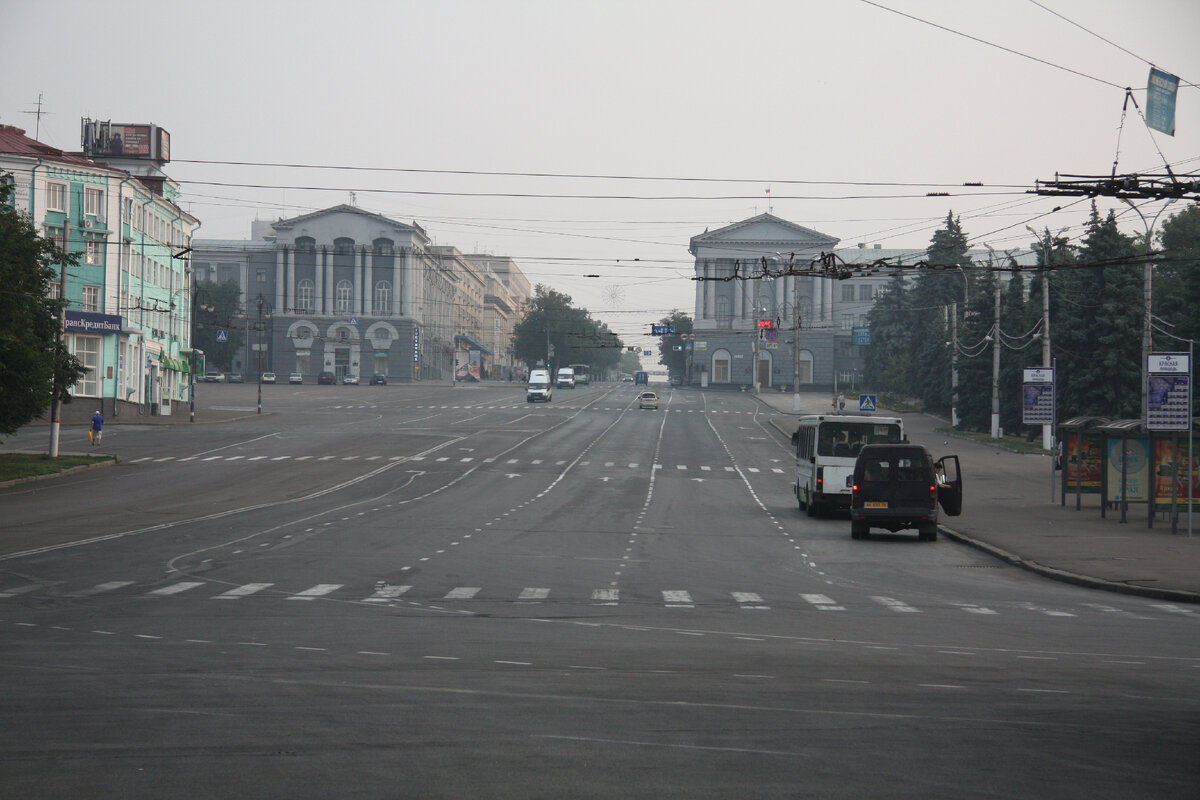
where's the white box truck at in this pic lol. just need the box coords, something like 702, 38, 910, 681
527, 369, 553, 402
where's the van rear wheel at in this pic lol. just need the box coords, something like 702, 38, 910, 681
918, 522, 938, 542
851, 521, 869, 540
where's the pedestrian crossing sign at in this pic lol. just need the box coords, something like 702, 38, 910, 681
216, 330, 229, 342
859, 394, 877, 411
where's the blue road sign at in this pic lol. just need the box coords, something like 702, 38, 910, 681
859, 394, 877, 412
216, 330, 229, 342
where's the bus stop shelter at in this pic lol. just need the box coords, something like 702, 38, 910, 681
1058, 416, 1109, 511
1095, 418, 1198, 533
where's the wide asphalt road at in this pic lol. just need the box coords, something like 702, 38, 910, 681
1, 382, 1196, 799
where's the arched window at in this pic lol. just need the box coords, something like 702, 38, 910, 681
373, 281, 391, 315
335, 280, 353, 314
373, 238, 394, 255
295, 236, 316, 252
334, 237, 355, 254
711, 349, 732, 383
296, 279, 314, 313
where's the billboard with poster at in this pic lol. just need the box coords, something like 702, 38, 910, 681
81, 119, 171, 161
1106, 438, 1150, 502
1062, 432, 1103, 491
1153, 440, 1200, 506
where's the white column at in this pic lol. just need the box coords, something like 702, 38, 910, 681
285, 249, 295, 315
355, 247, 365, 316
314, 248, 324, 316
733, 265, 743, 323
705, 261, 715, 320
275, 249, 285, 311
392, 251, 402, 317
324, 252, 334, 316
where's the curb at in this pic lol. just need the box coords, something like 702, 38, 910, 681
758, 408, 1200, 605
939, 525, 1200, 605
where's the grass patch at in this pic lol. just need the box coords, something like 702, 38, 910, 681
937, 427, 1052, 455
0, 452, 115, 483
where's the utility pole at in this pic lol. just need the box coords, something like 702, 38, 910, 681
988, 249, 1002, 439
752, 262, 762, 394
48, 226, 69, 458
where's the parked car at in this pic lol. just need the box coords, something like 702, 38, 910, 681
638, 391, 659, 409
342, 374, 359, 385
370, 373, 388, 385
201, 372, 224, 383
226, 373, 244, 384
261, 372, 276, 384
288, 372, 304, 384
848, 443, 963, 542
317, 371, 336, 385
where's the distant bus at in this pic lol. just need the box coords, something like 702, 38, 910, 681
634, 371, 649, 385
568, 364, 590, 385
791, 414, 904, 517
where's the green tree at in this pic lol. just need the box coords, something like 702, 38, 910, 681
192, 280, 246, 372
1057, 204, 1138, 417
511, 285, 620, 375
0, 175, 86, 437
863, 273, 916, 397
656, 310, 693, 377
956, 266, 999, 431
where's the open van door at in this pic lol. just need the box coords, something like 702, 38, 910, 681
935, 455, 963, 516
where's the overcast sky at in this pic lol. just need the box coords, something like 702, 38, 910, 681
3, 0, 1197, 353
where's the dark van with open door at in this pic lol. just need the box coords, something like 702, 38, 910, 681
848, 444, 962, 541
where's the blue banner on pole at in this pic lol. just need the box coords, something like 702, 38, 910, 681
1147, 67, 1179, 136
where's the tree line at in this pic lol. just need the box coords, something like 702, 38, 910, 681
863, 203, 1200, 434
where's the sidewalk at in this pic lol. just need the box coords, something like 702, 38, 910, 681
753, 390, 1200, 604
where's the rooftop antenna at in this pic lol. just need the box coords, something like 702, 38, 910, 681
766, 185, 772, 214
23, 92, 49, 140
349, 191, 357, 207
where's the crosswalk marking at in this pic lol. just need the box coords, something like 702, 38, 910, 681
288, 584, 344, 600
364, 585, 412, 602
0, 584, 43, 598
732, 592, 770, 610
213, 583, 274, 600
73, 581, 134, 597
802, 593, 845, 611
592, 589, 619, 604
3, 581, 1185, 621
146, 582, 205, 596
663, 590, 693, 607
871, 596, 921, 613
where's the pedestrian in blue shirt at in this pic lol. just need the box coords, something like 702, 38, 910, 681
91, 411, 104, 446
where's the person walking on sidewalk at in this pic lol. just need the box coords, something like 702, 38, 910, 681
90, 411, 104, 446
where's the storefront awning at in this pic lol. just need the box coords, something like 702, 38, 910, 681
454, 334, 492, 356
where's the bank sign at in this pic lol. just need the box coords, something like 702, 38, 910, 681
65, 311, 122, 335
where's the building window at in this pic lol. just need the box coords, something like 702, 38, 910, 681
84, 187, 104, 218
46, 182, 67, 212
296, 279, 314, 313
45, 226, 66, 252
122, 197, 133, 223
256, 268, 267, 283
82, 285, 100, 312
716, 297, 730, 325
295, 236, 316, 252
858, 284, 874, 302
374, 328, 391, 343
70, 335, 100, 397
842, 284, 855, 302
335, 280, 353, 314
85, 239, 102, 265
373, 281, 391, 315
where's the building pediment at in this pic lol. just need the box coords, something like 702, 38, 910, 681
689, 213, 839, 258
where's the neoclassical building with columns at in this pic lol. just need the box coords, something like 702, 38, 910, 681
193, 205, 455, 382
690, 213, 877, 391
